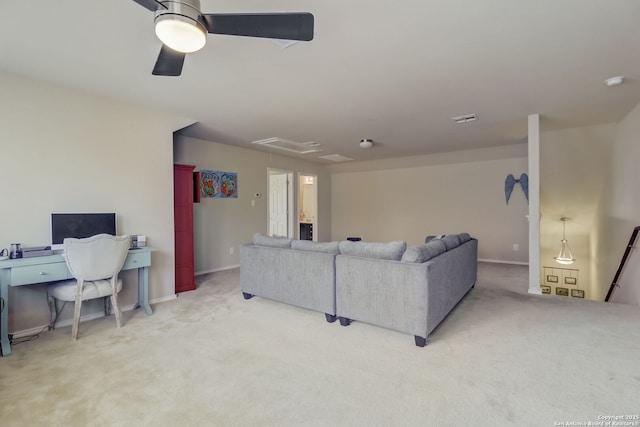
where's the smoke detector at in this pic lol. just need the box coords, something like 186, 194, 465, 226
359, 138, 373, 149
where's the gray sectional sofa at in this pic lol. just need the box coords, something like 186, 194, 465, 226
240, 234, 340, 323
336, 234, 477, 346
240, 232, 477, 346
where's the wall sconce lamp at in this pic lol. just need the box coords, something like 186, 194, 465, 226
554, 217, 575, 265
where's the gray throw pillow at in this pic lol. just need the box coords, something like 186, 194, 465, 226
425, 234, 445, 243
291, 240, 339, 254
441, 234, 461, 250
339, 240, 407, 261
401, 239, 447, 263
253, 232, 293, 248
457, 233, 472, 244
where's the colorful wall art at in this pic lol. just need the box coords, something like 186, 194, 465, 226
200, 170, 238, 198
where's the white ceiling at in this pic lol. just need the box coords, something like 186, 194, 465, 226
2, 1, 640, 163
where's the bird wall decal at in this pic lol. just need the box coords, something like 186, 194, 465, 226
505, 173, 529, 205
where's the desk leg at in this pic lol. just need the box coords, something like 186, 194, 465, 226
136, 266, 153, 316
1, 281, 11, 356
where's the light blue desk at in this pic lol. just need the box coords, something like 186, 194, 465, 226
0, 247, 155, 356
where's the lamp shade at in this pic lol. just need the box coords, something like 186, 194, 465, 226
554, 239, 575, 265
554, 218, 575, 265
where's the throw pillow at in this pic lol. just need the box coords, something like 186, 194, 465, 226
291, 240, 340, 254
339, 240, 407, 261
441, 234, 461, 250
253, 232, 293, 249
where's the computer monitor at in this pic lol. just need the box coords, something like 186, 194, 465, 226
51, 213, 116, 249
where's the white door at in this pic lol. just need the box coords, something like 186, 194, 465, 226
269, 172, 289, 237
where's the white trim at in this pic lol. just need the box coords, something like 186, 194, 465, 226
528, 288, 543, 295
11, 294, 177, 338
478, 259, 529, 266
195, 264, 240, 276
142, 294, 177, 306
528, 114, 542, 294
11, 325, 55, 339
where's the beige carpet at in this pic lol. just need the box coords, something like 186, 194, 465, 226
1, 262, 639, 427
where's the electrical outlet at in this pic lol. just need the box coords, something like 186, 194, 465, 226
513, 244, 519, 251
230, 247, 234, 255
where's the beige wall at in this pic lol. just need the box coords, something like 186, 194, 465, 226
601, 102, 640, 305
173, 135, 332, 274
330, 146, 529, 262
0, 72, 190, 333
539, 123, 617, 300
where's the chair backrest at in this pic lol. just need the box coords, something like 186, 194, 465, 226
63, 234, 131, 281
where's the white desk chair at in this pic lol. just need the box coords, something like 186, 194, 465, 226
47, 234, 131, 340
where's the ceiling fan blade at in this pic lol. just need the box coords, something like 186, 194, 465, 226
152, 45, 186, 76
202, 13, 314, 41
132, 0, 167, 12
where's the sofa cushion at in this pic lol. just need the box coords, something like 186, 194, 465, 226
338, 240, 407, 261
291, 240, 340, 254
441, 234, 461, 250
253, 232, 293, 249
425, 234, 445, 243
457, 233, 472, 244
401, 239, 447, 263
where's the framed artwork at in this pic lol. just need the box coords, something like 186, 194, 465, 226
556, 287, 569, 296
199, 170, 238, 198
541, 285, 551, 294
564, 277, 577, 285
546, 275, 559, 283
571, 289, 585, 298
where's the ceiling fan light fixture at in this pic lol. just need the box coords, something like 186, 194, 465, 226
154, 0, 206, 53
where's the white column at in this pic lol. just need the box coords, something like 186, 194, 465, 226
528, 114, 542, 294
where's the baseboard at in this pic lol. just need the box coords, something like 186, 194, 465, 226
11, 311, 106, 339
11, 294, 177, 339
478, 258, 529, 266
195, 264, 240, 276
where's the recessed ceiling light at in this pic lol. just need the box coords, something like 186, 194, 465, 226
450, 113, 478, 124
605, 76, 624, 87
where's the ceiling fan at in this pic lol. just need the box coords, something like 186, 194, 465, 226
133, 0, 314, 76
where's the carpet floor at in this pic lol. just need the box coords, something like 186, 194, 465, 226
1, 262, 639, 427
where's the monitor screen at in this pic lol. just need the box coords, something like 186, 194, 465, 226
51, 213, 116, 245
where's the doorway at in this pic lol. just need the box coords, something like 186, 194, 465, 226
298, 174, 318, 241
267, 168, 294, 237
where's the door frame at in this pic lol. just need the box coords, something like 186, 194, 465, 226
298, 172, 318, 241
267, 168, 294, 238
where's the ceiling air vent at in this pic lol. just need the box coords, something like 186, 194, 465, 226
252, 137, 322, 154
450, 113, 478, 124
318, 154, 353, 162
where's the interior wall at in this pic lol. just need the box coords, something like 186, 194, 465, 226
173, 135, 331, 274
330, 146, 529, 263
539, 123, 617, 300
601, 101, 640, 306
0, 71, 191, 333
